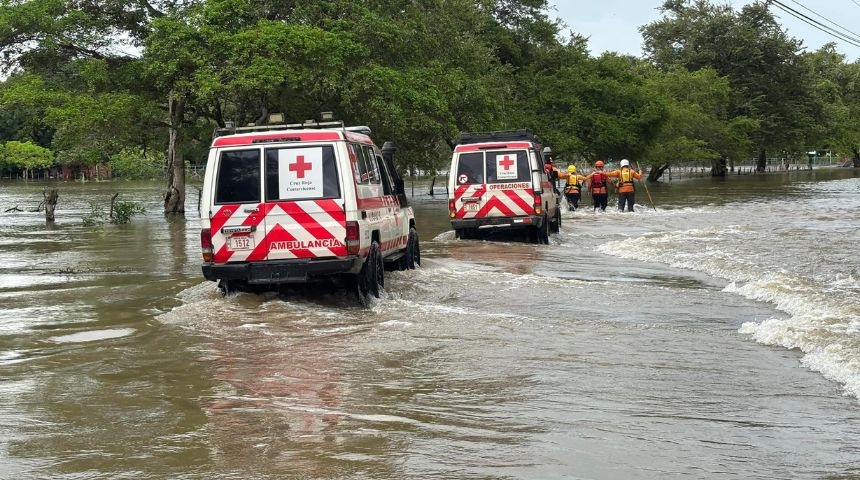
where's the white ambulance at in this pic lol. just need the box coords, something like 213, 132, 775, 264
199, 119, 419, 304
447, 130, 560, 243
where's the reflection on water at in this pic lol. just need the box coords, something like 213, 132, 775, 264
1, 171, 859, 479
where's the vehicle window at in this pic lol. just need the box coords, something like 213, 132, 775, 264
486, 150, 529, 183
455, 152, 484, 185
215, 149, 261, 204
350, 143, 371, 184
363, 145, 381, 184
375, 153, 395, 195
264, 145, 339, 201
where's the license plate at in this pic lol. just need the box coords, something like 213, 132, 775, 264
227, 236, 253, 250
464, 202, 480, 212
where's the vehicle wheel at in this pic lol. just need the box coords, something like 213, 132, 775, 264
355, 241, 384, 306
532, 215, 549, 244
217, 280, 248, 296
456, 228, 472, 240
550, 207, 561, 233
401, 227, 420, 269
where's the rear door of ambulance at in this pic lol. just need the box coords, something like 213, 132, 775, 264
261, 140, 347, 266
482, 145, 534, 220
451, 148, 486, 220
206, 146, 269, 265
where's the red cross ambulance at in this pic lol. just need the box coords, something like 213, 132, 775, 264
199, 119, 419, 304
447, 130, 561, 243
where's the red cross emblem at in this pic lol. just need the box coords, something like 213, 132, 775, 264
499, 155, 514, 171
289, 155, 313, 178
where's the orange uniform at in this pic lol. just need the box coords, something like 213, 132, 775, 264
586, 169, 610, 194
606, 167, 642, 193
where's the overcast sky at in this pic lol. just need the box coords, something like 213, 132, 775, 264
551, 0, 860, 62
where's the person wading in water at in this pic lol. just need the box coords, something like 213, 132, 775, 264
606, 159, 642, 212
585, 160, 609, 212
557, 165, 586, 210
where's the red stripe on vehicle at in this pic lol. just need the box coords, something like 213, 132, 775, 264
316, 199, 346, 223
502, 189, 533, 214
454, 142, 531, 152
477, 196, 516, 217
213, 244, 233, 263
212, 131, 341, 147
264, 224, 315, 259
210, 204, 241, 233
275, 202, 340, 242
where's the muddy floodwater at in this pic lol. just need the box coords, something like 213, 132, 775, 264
1, 169, 859, 479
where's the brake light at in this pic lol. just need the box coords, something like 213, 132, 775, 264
345, 221, 360, 255
534, 194, 542, 215
200, 228, 214, 262
448, 199, 456, 218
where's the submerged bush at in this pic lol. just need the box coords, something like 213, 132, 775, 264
82, 201, 106, 227
111, 200, 146, 224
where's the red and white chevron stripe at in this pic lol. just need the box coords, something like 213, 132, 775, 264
453, 184, 534, 219
210, 199, 346, 263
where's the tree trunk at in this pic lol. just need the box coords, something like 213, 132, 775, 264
853, 147, 860, 168
646, 163, 670, 182
428, 176, 436, 196
711, 156, 728, 177
44, 188, 58, 222
164, 92, 186, 214
756, 149, 767, 172
109, 192, 119, 221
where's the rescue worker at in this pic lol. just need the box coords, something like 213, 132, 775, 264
542, 147, 561, 195
606, 159, 642, 212
585, 160, 609, 212
557, 165, 586, 210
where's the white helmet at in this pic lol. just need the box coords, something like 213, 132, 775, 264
620, 159, 630, 167
542, 147, 553, 155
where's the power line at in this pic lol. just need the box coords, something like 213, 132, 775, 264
850, 0, 860, 10
785, 0, 860, 42
773, 0, 860, 45
770, 0, 860, 48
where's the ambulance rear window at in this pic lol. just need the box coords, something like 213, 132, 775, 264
264, 145, 340, 201
485, 150, 529, 183
455, 153, 484, 185
215, 149, 261, 204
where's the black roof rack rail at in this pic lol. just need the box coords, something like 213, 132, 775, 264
456, 129, 540, 145
212, 120, 348, 138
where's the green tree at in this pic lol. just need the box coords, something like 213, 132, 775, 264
1, 140, 54, 178
642, 0, 823, 172
644, 67, 758, 178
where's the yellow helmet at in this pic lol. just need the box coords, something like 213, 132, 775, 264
567, 165, 576, 173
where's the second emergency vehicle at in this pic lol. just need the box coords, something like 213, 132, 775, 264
447, 130, 561, 243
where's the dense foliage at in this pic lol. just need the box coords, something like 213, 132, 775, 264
1, 0, 858, 196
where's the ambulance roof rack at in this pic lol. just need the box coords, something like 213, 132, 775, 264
212, 120, 343, 138
456, 129, 540, 145
213, 119, 375, 139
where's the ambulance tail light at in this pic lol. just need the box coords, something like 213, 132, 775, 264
533, 194, 542, 215
200, 228, 214, 262
448, 199, 456, 218
346, 221, 360, 255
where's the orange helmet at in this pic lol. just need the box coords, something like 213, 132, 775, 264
595, 160, 605, 168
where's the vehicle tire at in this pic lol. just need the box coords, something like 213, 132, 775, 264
401, 227, 420, 269
371, 241, 384, 296
532, 215, 549, 244
550, 207, 561, 233
217, 279, 248, 296
355, 241, 383, 306
456, 228, 473, 240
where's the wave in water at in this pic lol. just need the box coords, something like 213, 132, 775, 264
598, 223, 860, 400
